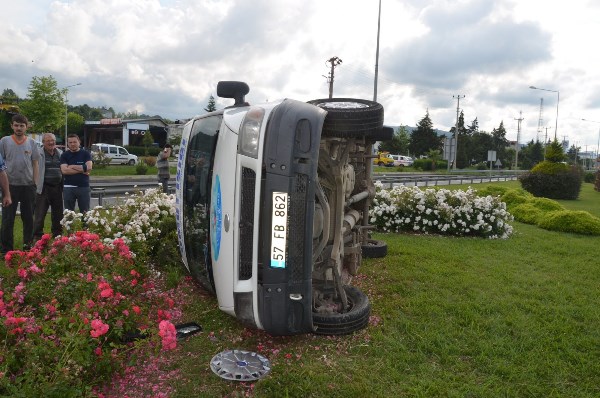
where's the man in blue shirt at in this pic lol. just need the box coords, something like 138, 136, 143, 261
60, 134, 93, 213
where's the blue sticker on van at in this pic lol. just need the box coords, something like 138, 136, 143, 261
211, 175, 222, 260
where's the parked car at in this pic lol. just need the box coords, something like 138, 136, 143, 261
176, 81, 391, 336
389, 154, 414, 167
90, 143, 138, 165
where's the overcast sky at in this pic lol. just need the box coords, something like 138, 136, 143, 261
2, 0, 600, 152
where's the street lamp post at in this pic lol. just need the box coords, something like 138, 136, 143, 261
62, 83, 82, 140
581, 118, 600, 169
530, 86, 559, 140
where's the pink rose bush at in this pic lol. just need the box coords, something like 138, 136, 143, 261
158, 320, 177, 351
61, 188, 175, 263
0, 231, 177, 397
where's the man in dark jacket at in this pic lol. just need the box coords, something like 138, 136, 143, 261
33, 133, 64, 241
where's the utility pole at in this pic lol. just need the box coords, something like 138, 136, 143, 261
325, 56, 343, 99
452, 95, 464, 170
544, 126, 550, 158
536, 98, 543, 142
514, 111, 524, 169
373, 0, 381, 102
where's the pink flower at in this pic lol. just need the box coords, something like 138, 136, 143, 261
130, 279, 138, 287
29, 264, 42, 274
90, 319, 110, 338
17, 268, 28, 279
122, 309, 129, 317
5, 316, 27, 327
166, 298, 174, 308
94, 347, 103, 356
98, 281, 114, 298
132, 305, 141, 315
157, 309, 171, 321
158, 320, 177, 351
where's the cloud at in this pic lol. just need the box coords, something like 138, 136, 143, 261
382, 0, 552, 91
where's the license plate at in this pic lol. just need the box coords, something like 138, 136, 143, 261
270, 192, 288, 268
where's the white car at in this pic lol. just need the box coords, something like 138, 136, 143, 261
90, 143, 138, 165
390, 154, 414, 167
175, 81, 391, 336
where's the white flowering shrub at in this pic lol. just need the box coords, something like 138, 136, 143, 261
62, 188, 176, 259
369, 182, 514, 239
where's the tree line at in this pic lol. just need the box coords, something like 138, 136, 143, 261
379, 110, 550, 169
1, 75, 173, 141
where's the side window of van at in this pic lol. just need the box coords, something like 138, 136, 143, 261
101, 147, 109, 154
109, 147, 118, 155
118, 148, 127, 155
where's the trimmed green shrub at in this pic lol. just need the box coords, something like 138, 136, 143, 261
476, 185, 510, 198
135, 162, 148, 175
510, 203, 544, 225
530, 197, 564, 212
519, 161, 582, 200
531, 160, 570, 174
583, 171, 596, 183
501, 189, 533, 209
537, 210, 600, 235
413, 158, 432, 171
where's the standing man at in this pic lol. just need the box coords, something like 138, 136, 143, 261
0, 114, 40, 252
33, 133, 63, 241
60, 134, 93, 213
157, 143, 172, 193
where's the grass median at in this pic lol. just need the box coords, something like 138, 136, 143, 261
158, 181, 599, 397
9, 179, 599, 396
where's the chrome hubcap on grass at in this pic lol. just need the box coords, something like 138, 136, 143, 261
210, 350, 271, 381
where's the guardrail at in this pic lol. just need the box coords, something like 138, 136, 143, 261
88, 170, 525, 205
90, 178, 173, 206
373, 171, 524, 189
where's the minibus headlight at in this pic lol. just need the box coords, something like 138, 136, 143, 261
238, 107, 264, 158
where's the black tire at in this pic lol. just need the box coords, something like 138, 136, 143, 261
369, 125, 395, 142
313, 285, 371, 335
128, 159, 135, 165
378, 161, 384, 167
307, 98, 384, 138
361, 239, 387, 258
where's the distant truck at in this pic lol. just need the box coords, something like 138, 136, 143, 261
373, 151, 395, 167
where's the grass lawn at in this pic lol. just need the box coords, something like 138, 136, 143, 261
11, 180, 599, 396
150, 181, 599, 397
